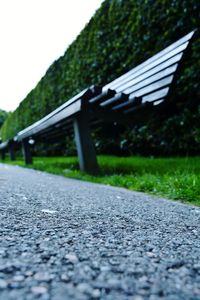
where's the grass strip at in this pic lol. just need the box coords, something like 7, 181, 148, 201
1, 155, 200, 206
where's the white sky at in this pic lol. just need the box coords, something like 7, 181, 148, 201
0, 0, 104, 112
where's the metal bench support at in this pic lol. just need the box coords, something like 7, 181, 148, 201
22, 139, 32, 164
9, 143, 16, 161
73, 113, 98, 175
1, 150, 5, 160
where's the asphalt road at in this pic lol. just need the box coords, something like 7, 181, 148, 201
0, 163, 200, 300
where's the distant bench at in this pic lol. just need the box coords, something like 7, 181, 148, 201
0, 30, 198, 174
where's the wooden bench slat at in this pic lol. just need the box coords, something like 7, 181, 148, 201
104, 30, 195, 90
100, 93, 129, 107
129, 75, 173, 99
153, 99, 164, 106
110, 42, 188, 92
115, 54, 182, 93
112, 97, 142, 111
122, 64, 177, 95
124, 102, 153, 115
122, 97, 165, 115
141, 87, 170, 103
89, 89, 116, 104
124, 99, 168, 115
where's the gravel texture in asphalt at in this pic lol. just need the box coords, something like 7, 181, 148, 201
0, 163, 200, 300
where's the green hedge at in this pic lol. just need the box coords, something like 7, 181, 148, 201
1, 0, 200, 154
0, 109, 9, 129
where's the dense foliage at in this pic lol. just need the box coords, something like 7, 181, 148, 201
0, 109, 7, 125
1, 0, 200, 155
0, 109, 9, 140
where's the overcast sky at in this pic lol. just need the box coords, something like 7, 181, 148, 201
0, 0, 104, 112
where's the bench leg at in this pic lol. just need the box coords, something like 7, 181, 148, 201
9, 144, 16, 161
73, 113, 98, 175
1, 150, 5, 160
22, 139, 33, 164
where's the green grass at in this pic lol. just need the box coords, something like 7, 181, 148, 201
1, 155, 200, 206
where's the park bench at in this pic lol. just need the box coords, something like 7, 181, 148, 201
0, 30, 197, 174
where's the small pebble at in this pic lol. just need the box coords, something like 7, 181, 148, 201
31, 286, 48, 295
13, 275, 25, 282
34, 272, 52, 282
0, 279, 8, 289
65, 253, 78, 263
61, 274, 70, 282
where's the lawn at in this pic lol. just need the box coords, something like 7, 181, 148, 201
1, 155, 200, 206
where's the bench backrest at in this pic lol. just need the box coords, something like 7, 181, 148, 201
89, 30, 197, 115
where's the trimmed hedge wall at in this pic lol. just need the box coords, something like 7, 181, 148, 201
0, 110, 8, 128
1, 0, 200, 155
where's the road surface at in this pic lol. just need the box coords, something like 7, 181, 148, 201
0, 163, 200, 299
